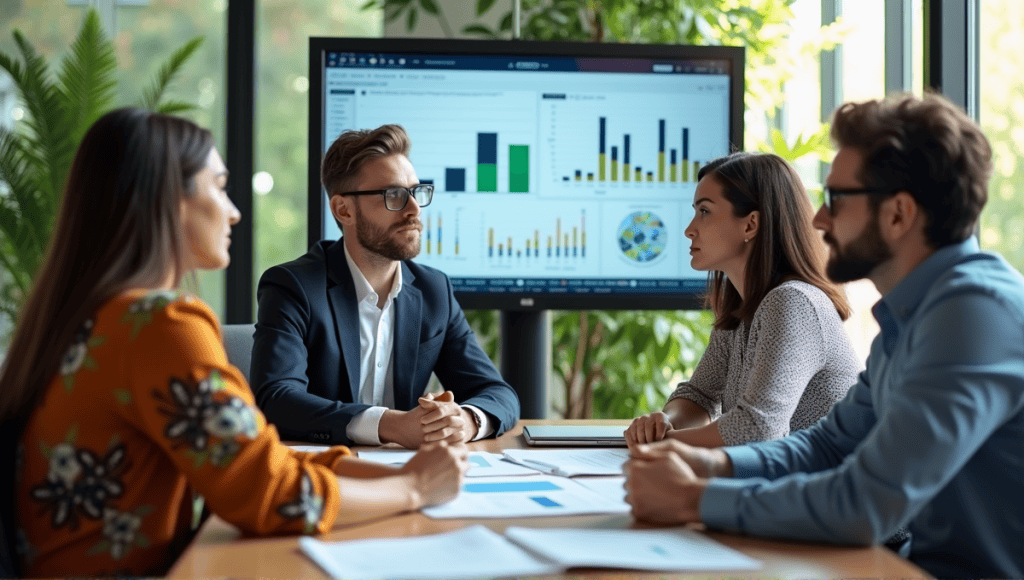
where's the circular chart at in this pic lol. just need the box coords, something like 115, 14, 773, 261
618, 211, 667, 263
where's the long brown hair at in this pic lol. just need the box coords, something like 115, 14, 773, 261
700, 152, 851, 330
0, 107, 213, 426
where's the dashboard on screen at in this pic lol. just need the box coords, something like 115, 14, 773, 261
309, 38, 744, 310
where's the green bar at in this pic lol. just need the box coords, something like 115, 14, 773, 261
477, 163, 497, 192
658, 152, 665, 182
598, 153, 606, 181
509, 145, 529, 192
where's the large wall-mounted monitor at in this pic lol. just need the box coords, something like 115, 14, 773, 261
309, 38, 744, 310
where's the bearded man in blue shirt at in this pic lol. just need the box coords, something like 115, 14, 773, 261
624, 93, 1024, 579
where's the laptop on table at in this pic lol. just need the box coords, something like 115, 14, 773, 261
522, 425, 628, 447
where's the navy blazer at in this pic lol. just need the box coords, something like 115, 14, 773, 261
251, 239, 520, 445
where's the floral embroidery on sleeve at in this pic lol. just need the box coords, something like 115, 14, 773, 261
29, 428, 127, 531
121, 290, 180, 339
59, 319, 105, 391
153, 370, 260, 468
275, 472, 325, 534
86, 506, 154, 560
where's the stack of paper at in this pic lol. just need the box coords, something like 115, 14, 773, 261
502, 448, 630, 476
299, 526, 557, 579
422, 474, 630, 518
299, 525, 762, 579
357, 450, 541, 477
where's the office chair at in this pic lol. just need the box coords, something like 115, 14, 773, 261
221, 323, 256, 384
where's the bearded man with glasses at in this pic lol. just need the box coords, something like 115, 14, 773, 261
252, 124, 519, 449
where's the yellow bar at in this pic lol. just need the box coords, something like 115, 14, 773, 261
682, 159, 689, 182
623, 163, 631, 182
693, 161, 700, 180
670, 164, 677, 182
557, 218, 561, 255
658, 152, 665, 182
635, 168, 641, 181
611, 159, 618, 181
572, 227, 578, 255
598, 153, 606, 181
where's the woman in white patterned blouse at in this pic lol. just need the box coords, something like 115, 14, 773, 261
625, 152, 861, 448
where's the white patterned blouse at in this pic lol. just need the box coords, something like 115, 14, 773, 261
668, 280, 861, 445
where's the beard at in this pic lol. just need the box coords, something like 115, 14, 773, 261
824, 216, 893, 283
353, 202, 422, 261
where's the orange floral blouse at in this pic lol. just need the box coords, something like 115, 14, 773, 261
16, 290, 352, 577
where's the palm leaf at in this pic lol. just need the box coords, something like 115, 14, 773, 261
9, 31, 74, 209
155, 99, 196, 116
138, 36, 203, 112
56, 9, 117, 156
0, 127, 48, 263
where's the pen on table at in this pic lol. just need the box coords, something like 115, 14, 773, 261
517, 458, 568, 477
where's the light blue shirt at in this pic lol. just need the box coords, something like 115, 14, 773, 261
701, 238, 1024, 578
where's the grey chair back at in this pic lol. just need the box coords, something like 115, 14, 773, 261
221, 323, 256, 384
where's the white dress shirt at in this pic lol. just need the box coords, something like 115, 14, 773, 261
342, 244, 492, 445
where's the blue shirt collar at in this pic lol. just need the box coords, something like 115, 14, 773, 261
872, 237, 980, 355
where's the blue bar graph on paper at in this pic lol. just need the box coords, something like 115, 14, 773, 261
531, 496, 561, 507
464, 481, 562, 493
469, 456, 490, 468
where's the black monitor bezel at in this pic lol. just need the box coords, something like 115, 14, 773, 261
308, 37, 744, 311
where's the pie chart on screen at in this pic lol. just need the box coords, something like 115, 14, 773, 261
618, 211, 667, 263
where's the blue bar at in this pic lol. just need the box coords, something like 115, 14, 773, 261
464, 481, 562, 493
682, 128, 689, 160
469, 456, 489, 468
611, 146, 618, 161
624, 135, 630, 164
670, 149, 677, 164
531, 496, 561, 507
477, 133, 498, 164
599, 117, 606, 154
658, 119, 665, 152
445, 167, 465, 192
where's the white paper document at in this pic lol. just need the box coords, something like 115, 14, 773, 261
299, 525, 762, 579
299, 525, 558, 580
422, 474, 630, 519
505, 526, 762, 572
357, 450, 541, 477
573, 475, 628, 504
502, 448, 630, 476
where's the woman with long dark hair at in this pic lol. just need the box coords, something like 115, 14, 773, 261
625, 152, 860, 449
0, 108, 467, 577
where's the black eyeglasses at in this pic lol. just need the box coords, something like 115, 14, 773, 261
342, 184, 434, 211
822, 186, 894, 214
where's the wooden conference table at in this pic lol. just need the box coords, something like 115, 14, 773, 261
167, 420, 929, 579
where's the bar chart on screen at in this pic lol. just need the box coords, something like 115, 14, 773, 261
340, 88, 539, 195
539, 89, 729, 191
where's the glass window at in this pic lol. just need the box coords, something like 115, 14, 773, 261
253, 0, 381, 304
1, 0, 227, 320
979, 0, 1024, 274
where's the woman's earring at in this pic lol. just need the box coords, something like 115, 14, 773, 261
744, 238, 749, 243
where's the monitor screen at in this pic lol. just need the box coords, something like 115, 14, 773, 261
309, 38, 744, 310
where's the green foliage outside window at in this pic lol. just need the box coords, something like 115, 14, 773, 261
0, 9, 202, 341
374, 0, 846, 418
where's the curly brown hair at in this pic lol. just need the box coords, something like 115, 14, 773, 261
830, 93, 992, 248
